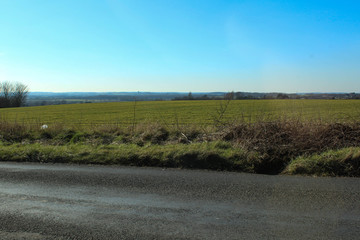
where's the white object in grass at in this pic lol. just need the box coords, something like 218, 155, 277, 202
41, 124, 48, 129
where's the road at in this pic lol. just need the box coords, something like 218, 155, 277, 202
0, 162, 359, 239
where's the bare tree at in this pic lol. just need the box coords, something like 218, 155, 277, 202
212, 91, 234, 128
0, 82, 12, 108
11, 82, 29, 107
0, 82, 29, 108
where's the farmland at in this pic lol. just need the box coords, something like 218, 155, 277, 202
0, 99, 359, 177
0, 99, 360, 127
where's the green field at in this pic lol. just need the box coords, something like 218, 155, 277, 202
0, 99, 359, 176
0, 99, 359, 127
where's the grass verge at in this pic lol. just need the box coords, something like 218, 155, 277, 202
0, 141, 262, 172
283, 147, 360, 177
1, 142, 359, 177
0, 119, 359, 176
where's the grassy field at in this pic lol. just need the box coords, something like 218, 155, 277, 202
0, 99, 359, 177
0, 99, 360, 127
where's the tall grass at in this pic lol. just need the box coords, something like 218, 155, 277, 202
0, 116, 359, 176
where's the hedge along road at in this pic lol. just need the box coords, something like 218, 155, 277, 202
0, 162, 359, 240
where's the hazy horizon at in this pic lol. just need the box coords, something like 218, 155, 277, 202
28, 91, 358, 94
1, 0, 359, 93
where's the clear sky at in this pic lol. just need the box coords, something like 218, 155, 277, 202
1, 0, 359, 93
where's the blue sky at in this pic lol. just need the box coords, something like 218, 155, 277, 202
0, 0, 359, 92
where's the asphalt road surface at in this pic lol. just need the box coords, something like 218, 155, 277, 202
0, 162, 359, 240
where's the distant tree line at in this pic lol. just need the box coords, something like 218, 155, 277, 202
173, 92, 225, 100
0, 82, 29, 108
174, 91, 360, 101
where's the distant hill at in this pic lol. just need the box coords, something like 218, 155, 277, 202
26, 91, 360, 106
26, 92, 226, 106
